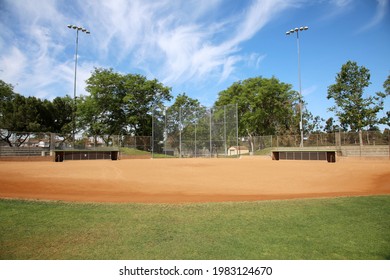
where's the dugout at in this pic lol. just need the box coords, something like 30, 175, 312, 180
54, 150, 119, 162
272, 150, 336, 162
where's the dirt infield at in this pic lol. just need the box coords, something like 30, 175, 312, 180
0, 157, 389, 203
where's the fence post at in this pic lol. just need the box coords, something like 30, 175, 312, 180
209, 108, 212, 158
224, 105, 227, 156
28, 133, 31, 156
151, 109, 154, 158
236, 104, 239, 158
335, 130, 341, 151
179, 107, 181, 158
164, 107, 167, 157
50, 133, 55, 156
194, 123, 197, 157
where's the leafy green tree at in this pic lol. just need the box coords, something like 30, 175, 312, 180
78, 68, 124, 143
324, 117, 342, 133
79, 68, 172, 145
215, 76, 300, 152
327, 61, 388, 145
0, 81, 42, 146
384, 74, 390, 94
0, 80, 17, 146
0, 80, 15, 128
381, 112, 390, 127
121, 73, 172, 136
304, 111, 324, 134
379, 75, 390, 127
1, 79, 74, 146
50, 96, 74, 134
163, 93, 206, 155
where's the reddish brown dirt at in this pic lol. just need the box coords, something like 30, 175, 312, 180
0, 157, 389, 203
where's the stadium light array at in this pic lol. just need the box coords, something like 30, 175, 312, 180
67, 24, 90, 147
285, 26, 309, 148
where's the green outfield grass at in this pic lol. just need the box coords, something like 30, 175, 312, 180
119, 147, 151, 155
0, 196, 389, 260
254, 147, 273, 156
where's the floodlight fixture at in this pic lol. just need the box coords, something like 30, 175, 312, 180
285, 25, 309, 148
67, 24, 90, 147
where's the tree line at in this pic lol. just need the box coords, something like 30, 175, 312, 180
1, 61, 389, 148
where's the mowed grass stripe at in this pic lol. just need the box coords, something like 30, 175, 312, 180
0, 196, 389, 260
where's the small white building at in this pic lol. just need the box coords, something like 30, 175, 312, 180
228, 146, 250, 156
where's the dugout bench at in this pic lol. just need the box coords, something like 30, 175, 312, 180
272, 150, 336, 163
54, 150, 119, 162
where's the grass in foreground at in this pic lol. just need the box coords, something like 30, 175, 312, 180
0, 196, 389, 260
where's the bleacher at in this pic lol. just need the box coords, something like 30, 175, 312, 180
0, 146, 51, 157
339, 146, 389, 157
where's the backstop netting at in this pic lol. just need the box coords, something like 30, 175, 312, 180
152, 104, 238, 158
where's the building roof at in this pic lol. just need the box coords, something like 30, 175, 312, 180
229, 146, 249, 150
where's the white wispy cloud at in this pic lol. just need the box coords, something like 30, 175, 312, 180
142, 0, 296, 84
0, 0, 79, 98
302, 85, 318, 97
247, 53, 267, 70
331, 0, 353, 8
315, 0, 354, 22
358, 0, 389, 32
0, 47, 27, 86
0, 0, 300, 99
231, 0, 295, 44
82, 0, 299, 84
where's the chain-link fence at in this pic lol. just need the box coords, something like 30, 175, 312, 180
1, 128, 388, 158
0, 131, 52, 157
53, 134, 150, 151
243, 130, 389, 157
0, 130, 151, 158
247, 131, 389, 150
152, 104, 239, 157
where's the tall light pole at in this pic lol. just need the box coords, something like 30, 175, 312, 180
286, 26, 308, 148
67, 24, 90, 147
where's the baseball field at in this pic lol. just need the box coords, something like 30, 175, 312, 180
0, 157, 389, 259
0, 157, 389, 203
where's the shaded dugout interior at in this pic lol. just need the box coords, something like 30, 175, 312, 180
55, 150, 119, 161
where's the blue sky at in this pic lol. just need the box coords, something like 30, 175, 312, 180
1, 0, 389, 129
